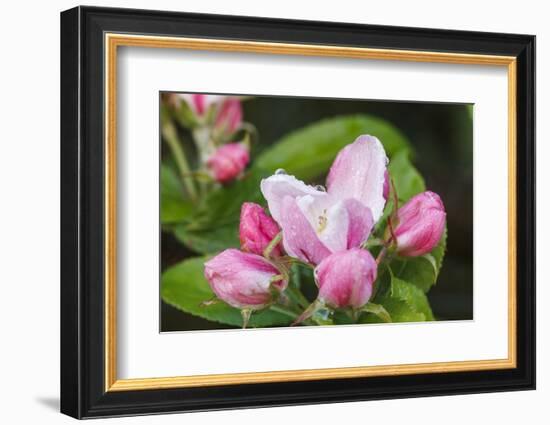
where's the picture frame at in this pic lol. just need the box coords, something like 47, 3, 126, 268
60, 5, 535, 419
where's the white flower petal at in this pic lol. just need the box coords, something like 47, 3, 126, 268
260, 174, 327, 224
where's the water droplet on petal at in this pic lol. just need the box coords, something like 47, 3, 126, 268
275, 168, 287, 175
314, 185, 326, 192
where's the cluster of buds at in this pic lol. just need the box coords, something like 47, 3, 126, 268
174, 94, 250, 184
203, 135, 446, 327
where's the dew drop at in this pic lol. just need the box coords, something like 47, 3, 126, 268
275, 168, 287, 175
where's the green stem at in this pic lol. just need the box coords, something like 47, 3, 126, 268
269, 305, 299, 320
286, 284, 310, 309
292, 299, 323, 326
162, 122, 198, 202
376, 247, 387, 265
263, 232, 282, 259
192, 127, 216, 198
241, 309, 252, 329
192, 127, 216, 162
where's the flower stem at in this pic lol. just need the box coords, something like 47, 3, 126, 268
286, 284, 310, 309
263, 232, 282, 259
376, 247, 387, 265
241, 309, 252, 329
162, 121, 198, 202
386, 177, 399, 244
192, 126, 216, 162
269, 305, 299, 320
292, 299, 323, 326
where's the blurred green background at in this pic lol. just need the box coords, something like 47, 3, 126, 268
161, 95, 473, 331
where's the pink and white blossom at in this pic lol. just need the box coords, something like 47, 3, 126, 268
204, 249, 287, 310
393, 191, 446, 257
260, 135, 386, 264
206, 142, 249, 183
239, 203, 283, 256
315, 248, 377, 309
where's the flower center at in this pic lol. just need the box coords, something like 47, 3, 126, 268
317, 209, 328, 234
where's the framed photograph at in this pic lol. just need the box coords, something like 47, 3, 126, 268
60, 6, 535, 419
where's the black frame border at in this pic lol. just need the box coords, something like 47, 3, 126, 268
60, 6, 535, 419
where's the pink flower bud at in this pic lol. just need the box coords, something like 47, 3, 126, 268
180, 94, 222, 116
239, 203, 283, 256
315, 248, 377, 309
206, 142, 250, 183
215, 98, 242, 135
204, 249, 287, 310
394, 191, 446, 257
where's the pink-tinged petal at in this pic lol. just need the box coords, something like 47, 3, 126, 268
342, 198, 374, 249
179, 94, 224, 116
394, 191, 446, 257
327, 135, 388, 221
279, 196, 331, 265
239, 202, 283, 256
315, 249, 377, 309
383, 169, 390, 200
204, 249, 286, 310
192, 94, 207, 115
260, 174, 327, 224
215, 98, 242, 134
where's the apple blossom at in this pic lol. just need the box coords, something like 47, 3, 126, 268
260, 135, 386, 264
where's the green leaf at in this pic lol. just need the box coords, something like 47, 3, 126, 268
388, 150, 425, 202
389, 276, 434, 321
160, 164, 193, 223
375, 298, 427, 323
391, 256, 436, 293
174, 168, 268, 254
389, 226, 447, 292
431, 226, 447, 276
255, 115, 411, 180
371, 275, 435, 322
174, 222, 239, 254
331, 310, 353, 325
161, 256, 293, 328
196, 168, 267, 226
174, 99, 198, 129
